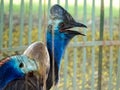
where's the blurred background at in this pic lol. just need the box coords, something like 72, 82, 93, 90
0, 0, 120, 90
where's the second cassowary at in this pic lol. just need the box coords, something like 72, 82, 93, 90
4, 42, 50, 90
0, 55, 38, 90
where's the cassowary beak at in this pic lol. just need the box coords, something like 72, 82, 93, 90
65, 21, 87, 36
60, 21, 87, 36
73, 22, 87, 28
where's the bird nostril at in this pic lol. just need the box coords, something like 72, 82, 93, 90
19, 63, 24, 68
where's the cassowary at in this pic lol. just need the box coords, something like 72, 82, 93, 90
4, 42, 50, 90
46, 4, 86, 89
4, 4, 86, 90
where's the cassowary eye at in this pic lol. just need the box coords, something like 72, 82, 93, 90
60, 22, 64, 27
19, 63, 24, 68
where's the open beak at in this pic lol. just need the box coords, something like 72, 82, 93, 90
60, 21, 87, 36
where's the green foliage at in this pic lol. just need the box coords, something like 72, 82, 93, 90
3, 2, 119, 19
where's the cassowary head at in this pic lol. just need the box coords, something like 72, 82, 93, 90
48, 4, 87, 39
0, 55, 38, 89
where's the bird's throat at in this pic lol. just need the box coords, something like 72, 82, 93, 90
46, 31, 70, 69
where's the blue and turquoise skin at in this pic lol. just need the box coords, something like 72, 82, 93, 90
0, 55, 37, 89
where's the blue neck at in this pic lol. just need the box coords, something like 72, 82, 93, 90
0, 59, 24, 89
46, 29, 71, 69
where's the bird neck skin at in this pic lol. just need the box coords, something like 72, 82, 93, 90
46, 25, 75, 89
46, 28, 71, 69
0, 58, 24, 89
